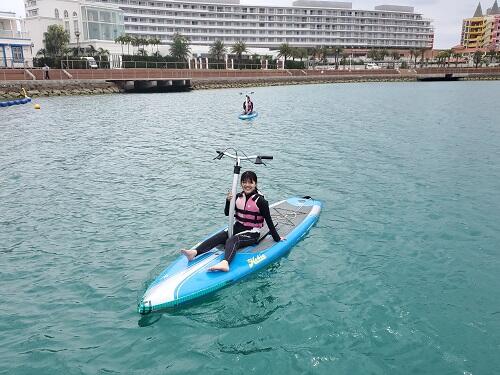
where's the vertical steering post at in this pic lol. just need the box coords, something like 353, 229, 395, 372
228, 158, 241, 238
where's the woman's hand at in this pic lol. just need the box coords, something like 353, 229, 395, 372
226, 191, 233, 201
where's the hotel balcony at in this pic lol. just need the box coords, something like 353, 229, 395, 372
0, 30, 30, 39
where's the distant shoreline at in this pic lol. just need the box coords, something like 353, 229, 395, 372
1, 73, 499, 99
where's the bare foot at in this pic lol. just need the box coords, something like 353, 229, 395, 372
181, 249, 197, 261
207, 260, 229, 272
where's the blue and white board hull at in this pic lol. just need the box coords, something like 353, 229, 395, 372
238, 112, 258, 120
138, 197, 321, 314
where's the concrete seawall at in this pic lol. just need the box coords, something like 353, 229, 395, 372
1, 71, 499, 99
0, 80, 120, 100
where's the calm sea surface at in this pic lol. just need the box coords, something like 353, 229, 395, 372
1, 81, 500, 374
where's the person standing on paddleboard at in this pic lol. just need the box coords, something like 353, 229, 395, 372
181, 171, 282, 272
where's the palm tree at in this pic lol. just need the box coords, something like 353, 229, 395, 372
131, 36, 141, 55
309, 47, 320, 62
436, 51, 450, 67
137, 37, 148, 54
231, 41, 247, 66
367, 49, 378, 61
377, 49, 388, 67
97, 47, 110, 61
148, 37, 160, 54
141, 38, 150, 53
62, 47, 72, 56
409, 49, 420, 68
169, 33, 191, 61
452, 52, 462, 67
71, 46, 84, 57
123, 35, 132, 55
209, 40, 227, 61
419, 48, 427, 67
86, 44, 97, 57
62, 47, 72, 68
318, 46, 329, 63
114, 35, 125, 55
296, 47, 308, 61
278, 43, 292, 65
155, 37, 162, 53
341, 52, 349, 68
391, 51, 400, 68
36, 48, 47, 58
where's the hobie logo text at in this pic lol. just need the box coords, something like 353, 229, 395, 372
247, 254, 266, 268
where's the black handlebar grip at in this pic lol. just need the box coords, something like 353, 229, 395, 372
260, 156, 273, 160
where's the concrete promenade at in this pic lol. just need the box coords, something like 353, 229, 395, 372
1, 67, 499, 98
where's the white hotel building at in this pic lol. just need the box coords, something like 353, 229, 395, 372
24, 0, 433, 56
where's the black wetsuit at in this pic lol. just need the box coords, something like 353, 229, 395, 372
195, 191, 280, 263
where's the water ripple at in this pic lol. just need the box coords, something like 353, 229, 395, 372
1, 82, 500, 374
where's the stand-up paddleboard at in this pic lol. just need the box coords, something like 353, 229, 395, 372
137, 149, 321, 314
138, 196, 321, 314
239, 112, 258, 120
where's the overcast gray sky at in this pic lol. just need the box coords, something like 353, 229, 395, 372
0, 0, 485, 48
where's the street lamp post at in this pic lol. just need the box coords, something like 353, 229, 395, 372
75, 30, 80, 56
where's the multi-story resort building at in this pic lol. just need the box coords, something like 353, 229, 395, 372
0, 11, 33, 67
461, 0, 500, 50
24, 0, 433, 56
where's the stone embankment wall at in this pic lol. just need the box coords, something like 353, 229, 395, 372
1, 71, 499, 99
0, 80, 120, 100
190, 74, 415, 90
1, 76, 407, 98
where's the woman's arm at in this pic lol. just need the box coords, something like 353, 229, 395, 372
224, 194, 231, 216
257, 197, 281, 242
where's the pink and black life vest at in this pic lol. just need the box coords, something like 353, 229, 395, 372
235, 193, 264, 228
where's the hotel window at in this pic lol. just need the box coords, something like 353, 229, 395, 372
64, 10, 68, 18
55, 9, 59, 18
65, 20, 70, 31
73, 11, 77, 17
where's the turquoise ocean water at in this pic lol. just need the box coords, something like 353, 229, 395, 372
1, 81, 499, 374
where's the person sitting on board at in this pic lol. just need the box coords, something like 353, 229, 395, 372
245, 95, 254, 114
181, 171, 282, 272
242, 95, 254, 115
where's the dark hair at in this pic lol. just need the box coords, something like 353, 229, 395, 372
241, 171, 257, 184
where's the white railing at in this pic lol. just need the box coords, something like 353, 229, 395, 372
0, 30, 30, 39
